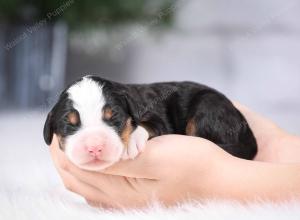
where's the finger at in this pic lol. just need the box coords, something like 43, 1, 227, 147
85, 200, 113, 209
101, 137, 169, 179
64, 160, 126, 190
50, 146, 141, 195
49, 136, 126, 207
101, 158, 157, 179
49, 136, 124, 191
58, 168, 117, 207
101, 135, 203, 178
49, 135, 78, 179
59, 161, 151, 208
49, 134, 66, 170
49, 136, 106, 200
49, 134, 59, 151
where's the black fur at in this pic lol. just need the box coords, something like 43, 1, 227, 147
43, 92, 81, 148
44, 76, 257, 159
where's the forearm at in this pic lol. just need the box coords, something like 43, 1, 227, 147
234, 101, 300, 163
273, 134, 300, 163
203, 157, 300, 202
256, 134, 300, 163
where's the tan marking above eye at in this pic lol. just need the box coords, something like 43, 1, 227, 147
103, 107, 113, 120
67, 112, 79, 125
186, 118, 197, 136
121, 118, 133, 148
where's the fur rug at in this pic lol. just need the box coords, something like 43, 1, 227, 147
1, 112, 300, 220
1, 187, 300, 220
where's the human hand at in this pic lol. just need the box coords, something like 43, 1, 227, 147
50, 134, 232, 208
233, 102, 300, 163
50, 103, 300, 208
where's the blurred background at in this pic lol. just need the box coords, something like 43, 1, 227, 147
1, 0, 300, 182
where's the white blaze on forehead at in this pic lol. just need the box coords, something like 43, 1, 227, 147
67, 77, 106, 127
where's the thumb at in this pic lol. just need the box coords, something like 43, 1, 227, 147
101, 135, 210, 178
100, 135, 184, 178
101, 139, 161, 179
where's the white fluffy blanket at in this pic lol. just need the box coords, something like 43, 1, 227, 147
1, 112, 300, 220
1, 188, 300, 220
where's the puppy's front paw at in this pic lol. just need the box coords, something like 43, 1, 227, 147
122, 126, 149, 160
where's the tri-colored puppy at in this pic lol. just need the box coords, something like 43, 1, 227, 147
43, 75, 257, 171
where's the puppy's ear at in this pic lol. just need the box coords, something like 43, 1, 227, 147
43, 112, 54, 145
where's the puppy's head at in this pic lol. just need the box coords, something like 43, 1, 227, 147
43, 76, 138, 171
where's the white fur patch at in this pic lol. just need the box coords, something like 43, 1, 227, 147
67, 77, 106, 128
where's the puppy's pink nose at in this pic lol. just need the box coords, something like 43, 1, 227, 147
86, 145, 102, 157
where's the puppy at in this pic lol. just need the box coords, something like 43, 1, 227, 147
43, 75, 257, 171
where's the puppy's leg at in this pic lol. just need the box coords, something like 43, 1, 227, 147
185, 92, 257, 159
122, 126, 149, 160
121, 113, 169, 160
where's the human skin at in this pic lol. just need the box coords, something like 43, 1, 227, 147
49, 103, 300, 209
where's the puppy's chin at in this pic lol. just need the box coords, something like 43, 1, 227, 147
66, 148, 123, 171
75, 159, 118, 171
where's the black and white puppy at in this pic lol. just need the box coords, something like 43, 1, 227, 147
43, 75, 257, 171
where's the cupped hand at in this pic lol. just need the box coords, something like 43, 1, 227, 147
49, 103, 300, 208
233, 102, 300, 163
50, 134, 232, 209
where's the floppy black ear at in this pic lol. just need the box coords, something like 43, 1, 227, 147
43, 112, 54, 145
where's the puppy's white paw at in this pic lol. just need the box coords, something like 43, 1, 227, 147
122, 126, 149, 160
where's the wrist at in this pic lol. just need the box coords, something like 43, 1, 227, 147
189, 145, 235, 200
255, 132, 300, 163
203, 157, 300, 202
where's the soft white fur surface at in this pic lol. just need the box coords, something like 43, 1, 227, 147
1, 112, 300, 220
1, 188, 300, 220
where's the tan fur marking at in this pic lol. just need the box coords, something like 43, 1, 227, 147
121, 118, 133, 148
67, 112, 78, 125
103, 107, 113, 120
186, 118, 197, 136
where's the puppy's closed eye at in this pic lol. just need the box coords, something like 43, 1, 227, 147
103, 106, 113, 120
67, 111, 80, 126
